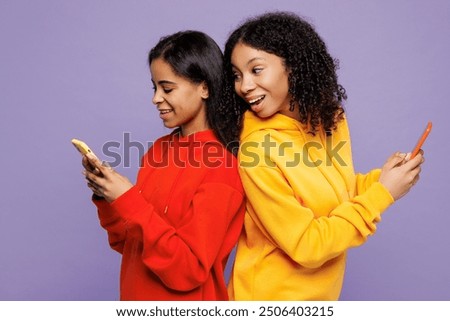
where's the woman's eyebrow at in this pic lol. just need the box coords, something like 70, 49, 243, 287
151, 79, 177, 85
232, 57, 266, 70
246, 57, 265, 66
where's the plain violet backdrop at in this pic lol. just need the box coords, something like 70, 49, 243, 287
0, 0, 449, 300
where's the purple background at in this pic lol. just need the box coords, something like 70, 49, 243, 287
1, 0, 449, 300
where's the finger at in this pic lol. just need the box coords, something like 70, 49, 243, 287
83, 169, 106, 186
85, 153, 101, 167
87, 181, 98, 191
412, 174, 420, 186
411, 149, 425, 159
85, 175, 99, 187
86, 154, 113, 177
82, 155, 97, 173
102, 160, 114, 171
87, 182, 103, 197
398, 153, 408, 166
385, 154, 406, 169
413, 149, 425, 164
405, 164, 422, 185
387, 152, 402, 162
404, 153, 423, 170
411, 163, 422, 176
85, 175, 103, 190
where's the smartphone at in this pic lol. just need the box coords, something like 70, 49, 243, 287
410, 122, 432, 159
71, 138, 99, 160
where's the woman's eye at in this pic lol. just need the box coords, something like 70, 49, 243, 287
232, 73, 241, 81
163, 88, 173, 94
253, 67, 263, 74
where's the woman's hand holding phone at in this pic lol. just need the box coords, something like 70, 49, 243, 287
83, 154, 133, 203
378, 122, 430, 200
72, 138, 133, 202
379, 151, 423, 201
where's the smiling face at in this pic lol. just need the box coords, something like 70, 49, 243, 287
150, 58, 209, 136
231, 42, 299, 120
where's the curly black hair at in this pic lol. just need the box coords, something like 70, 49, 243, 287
223, 11, 347, 135
148, 30, 241, 155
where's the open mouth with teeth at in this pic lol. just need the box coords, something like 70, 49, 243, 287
159, 109, 173, 114
249, 95, 265, 105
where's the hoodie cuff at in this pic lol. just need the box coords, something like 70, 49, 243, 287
356, 181, 394, 223
331, 181, 394, 232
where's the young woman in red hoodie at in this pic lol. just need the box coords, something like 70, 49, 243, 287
81, 31, 245, 300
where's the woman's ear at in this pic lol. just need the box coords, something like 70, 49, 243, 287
200, 82, 209, 99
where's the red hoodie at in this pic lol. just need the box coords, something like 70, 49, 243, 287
93, 130, 245, 300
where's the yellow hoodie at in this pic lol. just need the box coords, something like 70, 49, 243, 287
228, 111, 394, 300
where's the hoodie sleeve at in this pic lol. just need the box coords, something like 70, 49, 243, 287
355, 168, 382, 195
91, 138, 165, 255
239, 163, 394, 269
107, 180, 244, 292
93, 198, 127, 254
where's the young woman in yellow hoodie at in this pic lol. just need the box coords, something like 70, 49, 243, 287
223, 12, 425, 300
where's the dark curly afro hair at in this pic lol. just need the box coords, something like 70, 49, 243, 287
224, 11, 347, 135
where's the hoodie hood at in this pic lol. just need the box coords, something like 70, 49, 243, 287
240, 110, 305, 141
